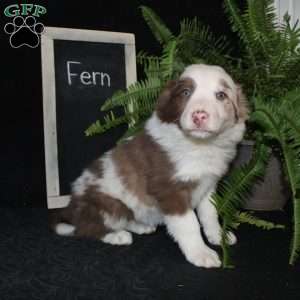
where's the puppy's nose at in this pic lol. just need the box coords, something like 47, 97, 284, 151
192, 110, 209, 127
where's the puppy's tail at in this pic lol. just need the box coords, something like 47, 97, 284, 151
50, 207, 75, 236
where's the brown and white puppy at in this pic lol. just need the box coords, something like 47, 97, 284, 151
53, 64, 249, 268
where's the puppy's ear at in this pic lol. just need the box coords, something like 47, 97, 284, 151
156, 80, 178, 122
236, 84, 250, 122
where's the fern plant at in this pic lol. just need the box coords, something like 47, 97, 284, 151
250, 92, 300, 264
86, 1, 300, 266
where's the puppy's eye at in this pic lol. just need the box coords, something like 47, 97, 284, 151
181, 88, 191, 97
215, 91, 227, 101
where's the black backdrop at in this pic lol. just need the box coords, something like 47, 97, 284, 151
1, 0, 243, 207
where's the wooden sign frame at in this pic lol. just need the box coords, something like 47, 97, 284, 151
41, 27, 136, 209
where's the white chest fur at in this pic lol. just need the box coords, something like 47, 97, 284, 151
171, 142, 236, 182
146, 113, 245, 183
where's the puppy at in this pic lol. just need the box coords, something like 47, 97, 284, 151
53, 64, 249, 268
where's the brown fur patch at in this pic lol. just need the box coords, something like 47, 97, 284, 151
236, 84, 250, 122
219, 79, 249, 123
69, 185, 134, 238
218, 78, 238, 122
112, 132, 198, 215
52, 159, 134, 239
156, 78, 195, 124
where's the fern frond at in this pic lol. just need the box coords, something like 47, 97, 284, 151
226, 0, 300, 98
101, 77, 162, 111
213, 140, 270, 267
140, 6, 174, 45
224, 0, 256, 67
85, 112, 127, 136
85, 106, 153, 137
177, 18, 231, 67
160, 40, 178, 80
277, 56, 300, 93
282, 119, 300, 264
179, 18, 228, 50
251, 96, 282, 139
214, 143, 270, 219
137, 51, 161, 78
85, 120, 103, 137
247, 0, 278, 35
280, 14, 300, 53
245, 0, 278, 61
252, 95, 300, 264
236, 212, 285, 230
269, 19, 300, 91
280, 88, 300, 109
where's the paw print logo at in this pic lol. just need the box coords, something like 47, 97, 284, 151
4, 16, 44, 48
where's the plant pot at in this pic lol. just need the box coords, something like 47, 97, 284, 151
232, 140, 288, 211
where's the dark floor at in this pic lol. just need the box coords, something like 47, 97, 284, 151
0, 208, 299, 300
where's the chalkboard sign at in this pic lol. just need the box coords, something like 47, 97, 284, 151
41, 27, 136, 208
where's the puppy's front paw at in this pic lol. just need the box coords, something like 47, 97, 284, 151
206, 230, 237, 246
186, 247, 221, 268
